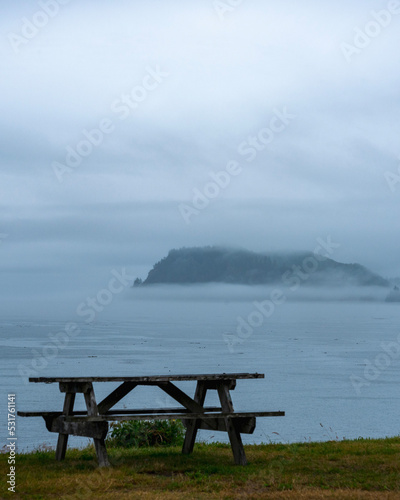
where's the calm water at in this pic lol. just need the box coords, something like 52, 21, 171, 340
1, 292, 399, 452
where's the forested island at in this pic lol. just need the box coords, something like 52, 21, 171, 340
136, 246, 390, 288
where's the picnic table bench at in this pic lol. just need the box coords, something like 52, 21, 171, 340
18, 373, 284, 466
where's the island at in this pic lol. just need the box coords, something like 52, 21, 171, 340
137, 246, 390, 288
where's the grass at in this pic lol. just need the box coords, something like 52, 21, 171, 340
1, 437, 400, 499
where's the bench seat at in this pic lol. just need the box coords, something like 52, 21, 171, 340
17, 406, 222, 417
63, 411, 284, 422
18, 409, 284, 437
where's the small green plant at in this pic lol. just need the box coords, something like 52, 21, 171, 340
106, 419, 185, 448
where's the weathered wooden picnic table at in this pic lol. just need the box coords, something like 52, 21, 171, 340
18, 373, 284, 466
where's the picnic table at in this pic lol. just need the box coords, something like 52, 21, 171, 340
18, 373, 284, 466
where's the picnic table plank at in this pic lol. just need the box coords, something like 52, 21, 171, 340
28, 373, 264, 383
64, 411, 284, 422
45, 415, 108, 439
18, 406, 223, 417
193, 415, 256, 434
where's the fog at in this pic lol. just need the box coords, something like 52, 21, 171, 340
129, 284, 390, 303
1, 1, 400, 315
0, 281, 392, 325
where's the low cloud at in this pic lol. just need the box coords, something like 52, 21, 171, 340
0, 0, 399, 314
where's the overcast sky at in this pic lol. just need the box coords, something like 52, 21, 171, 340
1, 0, 399, 312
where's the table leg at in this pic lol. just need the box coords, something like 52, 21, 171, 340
217, 384, 247, 465
84, 383, 110, 467
55, 392, 75, 461
182, 381, 207, 455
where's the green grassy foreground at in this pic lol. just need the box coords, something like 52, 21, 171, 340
1, 438, 400, 499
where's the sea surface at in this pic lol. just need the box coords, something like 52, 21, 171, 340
1, 289, 399, 452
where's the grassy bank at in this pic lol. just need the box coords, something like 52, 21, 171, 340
1, 438, 400, 499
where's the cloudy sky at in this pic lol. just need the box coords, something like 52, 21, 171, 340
1, 0, 399, 312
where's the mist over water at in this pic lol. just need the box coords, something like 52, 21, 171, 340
129, 283, 390, 303
0, 283, 391, 323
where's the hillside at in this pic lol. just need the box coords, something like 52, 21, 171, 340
141, 246, 389, 287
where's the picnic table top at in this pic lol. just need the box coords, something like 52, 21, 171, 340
28, 373, 264, 384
